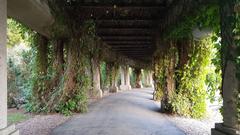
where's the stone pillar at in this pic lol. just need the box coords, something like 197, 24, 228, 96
0, 0, 19, 134
125, 66, 131, 90
0, 0, 7, 129
109, 63, 119, 93
145, 70, 154, 88
135, 68, 143, 88
149, 71, 154, 88
91, 58, 103, 98
212, 0, 240, 134
147, 71, 154, 88
120, 66, 125, 87
120, 65, 131, 90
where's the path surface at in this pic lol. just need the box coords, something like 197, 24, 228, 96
51, 88, 185, 135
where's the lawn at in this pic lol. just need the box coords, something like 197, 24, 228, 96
8, 109, 31, 124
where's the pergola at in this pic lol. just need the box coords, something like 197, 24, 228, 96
0, 0, 239, 135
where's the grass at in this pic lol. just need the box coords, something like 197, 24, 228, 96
8, 112, 30, 124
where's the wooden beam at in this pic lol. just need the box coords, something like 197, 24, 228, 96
112, 48, 153, 50
118, 50, 153, 52
106, 41, 152, 44
77, 5, 164, 10
98, 33, 153, 36
101, 36, 153, 40
96, 19, 156, 28
110, 45, 151, 48
96, 19, 155, 23
78, 1, 165, 7
76, 5, 164, 20
97, 28, 153, 32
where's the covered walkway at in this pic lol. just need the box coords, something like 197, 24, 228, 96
0, 0, 239, 135
51, 88, 185, 135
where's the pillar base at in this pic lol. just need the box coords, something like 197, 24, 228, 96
136, 83, 143, 88
120, 85, 131, 91
150, 83, 154, 88
0, 124, 19, 135
211, 123, 240, 135
97, 89, 103, 98
109, 86, 118, 93
92, 89, 103, 99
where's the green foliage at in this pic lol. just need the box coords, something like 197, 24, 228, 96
7, 19, 24, 47
100, 62, 107, 89
153, 50, 166, 101
7, 19, 33, 47
8, 112, 30, 124
158, 3, 223, 118
166, 5, 219, 39
170, 38, 214, 118
7, 18, 35, 108
130, 68, 136, 87
57, 85, 88, 115
52, 21, 95, 115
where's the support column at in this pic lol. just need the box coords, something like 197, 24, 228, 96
120, 66, 125, 87
120, 65, 131, 90
53, 39, 64, 74
145, 70, 154, 88
110, 74, 118, 93
0, 0, 19, 134
32, 34, 48, 105
149, 71, 154, 88
135, 68, 143, 88
0, 0, 7, 129
212, 0, 240, 134
125, 66, 131, 90
91, 57, 103, 98
108, 62, 119, 93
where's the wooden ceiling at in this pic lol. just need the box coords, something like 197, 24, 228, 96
71, 0, 173, 62
50, 0, 215, 63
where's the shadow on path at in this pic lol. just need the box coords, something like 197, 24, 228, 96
51, 88, 185, 135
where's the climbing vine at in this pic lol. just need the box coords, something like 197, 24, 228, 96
170, 38, 214, 118
54, 21, 96, 115
152, 3, 225, 118
24, 0, 100, 115
153, 48, 165, 101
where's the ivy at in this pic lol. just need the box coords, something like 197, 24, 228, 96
171, 37, 215, 118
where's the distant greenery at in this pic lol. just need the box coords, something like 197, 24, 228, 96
130, 68, 136, 88
7, 19, 33, 47
100, 62, 107, 89
7, 19, 34, 108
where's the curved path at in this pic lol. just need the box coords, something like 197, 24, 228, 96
51, 88, 185, 135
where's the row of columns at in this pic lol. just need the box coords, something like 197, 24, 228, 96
142, 70, 154, 88
119, 65, 132, 91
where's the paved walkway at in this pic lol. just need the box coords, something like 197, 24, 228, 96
51, 88, 185, 135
